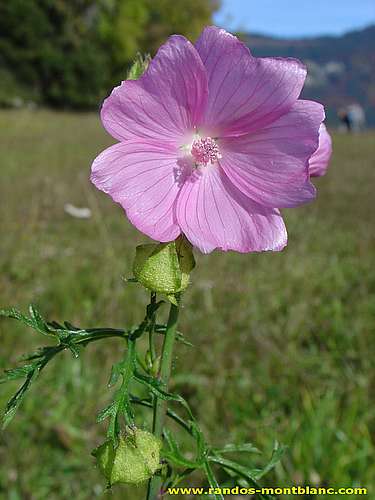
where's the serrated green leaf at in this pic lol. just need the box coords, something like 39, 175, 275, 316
134, 372, 182, 402
1, 309, 132, 428
97, 401, 117, 423
108, 362, 122, 388
0, 308, 33, 328
2, 369, 39, 428
0, 307, 26, 320
0, 365, 35, 383
29, 305, 50, 334
63, 321, 80, 331
22, 346, 54, 361
1, 306, 51, 336
48, 320, 64, 329
66, 343, 81, 358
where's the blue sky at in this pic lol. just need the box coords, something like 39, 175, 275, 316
214, 0, 375, 38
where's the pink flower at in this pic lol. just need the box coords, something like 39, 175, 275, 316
308, 124, 332, 177
91, 26, 325, 254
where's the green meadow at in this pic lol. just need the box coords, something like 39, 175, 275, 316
0, 110, 374, 499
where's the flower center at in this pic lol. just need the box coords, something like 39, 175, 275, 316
190, 136, 221, 166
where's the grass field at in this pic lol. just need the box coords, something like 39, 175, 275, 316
0, 110, 374, 499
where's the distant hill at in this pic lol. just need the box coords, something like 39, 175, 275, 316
241, 25, 375, 126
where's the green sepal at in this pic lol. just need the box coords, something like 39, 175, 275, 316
133, 237, 195, 298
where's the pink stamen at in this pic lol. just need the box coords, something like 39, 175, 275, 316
191, 137, 221, 166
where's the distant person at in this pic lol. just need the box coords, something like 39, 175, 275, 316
338, 108, 352, 132
347, 103, 366, 132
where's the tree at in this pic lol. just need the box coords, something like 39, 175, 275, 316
99, 0, 220, 79
0, 0, 220, 108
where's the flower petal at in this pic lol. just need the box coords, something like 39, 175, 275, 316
101, 35, 208, 143
219, 100, 325, 208
309, 124, 333, 177
195, 26, 307, 137
175, 165, 287, 254
91, 141, 184, 242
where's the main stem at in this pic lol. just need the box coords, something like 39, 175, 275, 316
146, 301, 180, 500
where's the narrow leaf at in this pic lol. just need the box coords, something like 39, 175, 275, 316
108, 362, 122, 388
208, 456, 258, 481
203, 461, 224, 500
0, 365, 35, 383
251, 441, 287, 480
134, 372, 182, 402
163, 428, 202, 469
213, 443, 260, 455
2, 369, 39, 428
29, 305, 50, 334
208, 455, 274, 499
97, 401, 117, 423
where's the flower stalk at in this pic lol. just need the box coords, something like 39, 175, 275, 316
147, 300, 180, 500
147, 292, 157, 366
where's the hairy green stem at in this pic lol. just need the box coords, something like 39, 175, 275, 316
147, 301, 180, 500
148, 292, 157, 364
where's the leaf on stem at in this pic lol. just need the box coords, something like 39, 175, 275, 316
249, 440, 287, 480
163, 428, 202, 469
97, 401, 117, 423
154, 325, 193, 347
203, 460, 225, 500
0, 306, 129, 427
0, 306, 51, 336
2, 368, 40, 428
134, 371, 183, 403
212, 443, 260, 455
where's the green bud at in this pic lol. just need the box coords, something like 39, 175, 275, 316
133, 236, 195, 297
145, 352, 161, 376
127, 53, 151, 80
150, 355, 161, 377
93, 429, 161, 486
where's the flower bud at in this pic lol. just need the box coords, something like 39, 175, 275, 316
133, 236, 195, 297
127, 53, 151, 80
93, 428, 161, 486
